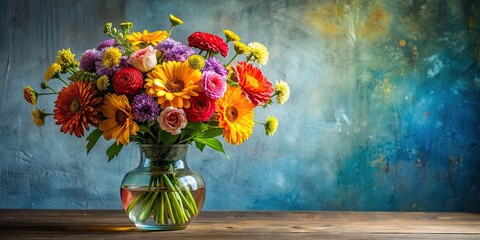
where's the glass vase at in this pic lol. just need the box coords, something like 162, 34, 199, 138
120, 144, 206, 230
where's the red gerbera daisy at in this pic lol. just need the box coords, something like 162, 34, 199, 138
53, 81, 103, 137
188, 32, 229, 57
233, 61, 274, 106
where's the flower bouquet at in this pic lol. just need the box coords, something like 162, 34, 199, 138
23, 14, 289, 229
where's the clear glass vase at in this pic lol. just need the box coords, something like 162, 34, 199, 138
120, 144, 206, 230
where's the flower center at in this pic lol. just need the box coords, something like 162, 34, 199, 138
166, 78, 185, 92
246, 75, 258, 88
115, 109, 128, 126
69, 98, 80, 113
225, 106, 238, 122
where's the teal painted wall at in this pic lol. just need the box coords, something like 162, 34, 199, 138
1, 0, 479, 211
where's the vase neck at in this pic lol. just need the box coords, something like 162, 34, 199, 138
139, 144, 189, 170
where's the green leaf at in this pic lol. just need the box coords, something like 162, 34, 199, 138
195, 141, 206, 152
193, 137, 229, 159
186, 121, 208, 131
106, 142, 123, 161
86, 128, 103, 154
138, 125, 151, 134
195, 128, 223, 139
158, 130, 178, 144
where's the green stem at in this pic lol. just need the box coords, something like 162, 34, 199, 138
38, 92, 57, 96
57, 76, 68, 85
225, 53, 238, 66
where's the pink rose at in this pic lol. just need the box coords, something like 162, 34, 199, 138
112, 67, 143, 95
184, 92, 216, 122
157, 107, 188, 135
128, 45, 157, 73
201, 71, 226, 99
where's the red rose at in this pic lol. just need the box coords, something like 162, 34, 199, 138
188, 32, 229, 57
112, 67, 144, 95
184, 92, 216, 122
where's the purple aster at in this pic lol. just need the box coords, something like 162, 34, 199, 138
203, 57, 228, 77
132, 93, 160, 122
79, 49, 98, 72
155, 38, 195, 62
96, 39, 116, 50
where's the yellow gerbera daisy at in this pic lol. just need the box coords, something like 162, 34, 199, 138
216, 85, 254, 145
98, 93, 139, 145
145, 61, 202, 109
44, 63, 62, 80
126, 30, 169, 50
264, 115, 278, 136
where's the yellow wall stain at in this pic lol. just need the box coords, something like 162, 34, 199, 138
357, 6, 391, 41
305, 2, 345, 38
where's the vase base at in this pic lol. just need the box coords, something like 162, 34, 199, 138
135, 223, 187, 231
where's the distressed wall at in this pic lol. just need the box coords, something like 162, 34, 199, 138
0, 0, 479, 212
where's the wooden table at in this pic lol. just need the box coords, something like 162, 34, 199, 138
1, 210, 479, 239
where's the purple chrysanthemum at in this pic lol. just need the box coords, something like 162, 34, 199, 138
203, 57, 228, 77
155, 38, 195, 62
79, 49, 98, 72
96, 39, 116, 51
132, 93, 160, 122
201, 71, 226, 100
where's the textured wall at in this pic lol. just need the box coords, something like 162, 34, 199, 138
1, 0, 479, 212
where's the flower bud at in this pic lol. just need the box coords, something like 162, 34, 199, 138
40, 81, 48, 89
169, 14, 184, 26
119, 22, 133, 32
103, 22, 112, 34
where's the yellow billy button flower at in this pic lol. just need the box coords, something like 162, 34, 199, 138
264, 115, 279, 136
55, 48, 77, 70
23, 85, 38, 105
233, 41, 250, 55
169, 14, 184, 26
248, 42, 269, 66
224, 29, 241, 42
187, 54, 205, 70
273, 80, 290, 104
44, 63, 62, 81
96, 75, 110, 91
102, 47, 122, 68
32, 108, 47, 127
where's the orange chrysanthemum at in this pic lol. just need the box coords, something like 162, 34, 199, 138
53, 81, 103, 137
215, 85, 254, 145
98, 93, 139, 145
233, 61, 274, 106
126, 30, 169, 50
145, 61, 203, 109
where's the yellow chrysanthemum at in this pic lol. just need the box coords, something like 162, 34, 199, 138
273, 80, 290, 104
170, 14, 184, 26
98, 93, 139, 145
224, 29, 241, 42
264, 115, 278, 136
216, 85, 254, 145
32, 108, 46, 127
248, 42, 269, 65
233, 41, 250, 55
187, 54, 205, 70
145, 61, 202, 109
55, 48, 77, 70
126, 30, 169, 50
44, 63, 62, 80
102, 47, 122, 68
96, 75, 110, 91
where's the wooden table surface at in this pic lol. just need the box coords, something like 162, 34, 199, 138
1, 210, 479, 239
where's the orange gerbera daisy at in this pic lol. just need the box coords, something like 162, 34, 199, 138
233, 61, 274, 106
215, 85, 254, 145
145, 61, 203, 109
126, 30, 169, 50
53, 81, 102, 137
98, 93, 139, 145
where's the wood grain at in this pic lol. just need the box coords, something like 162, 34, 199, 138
1, 210, 479, 239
